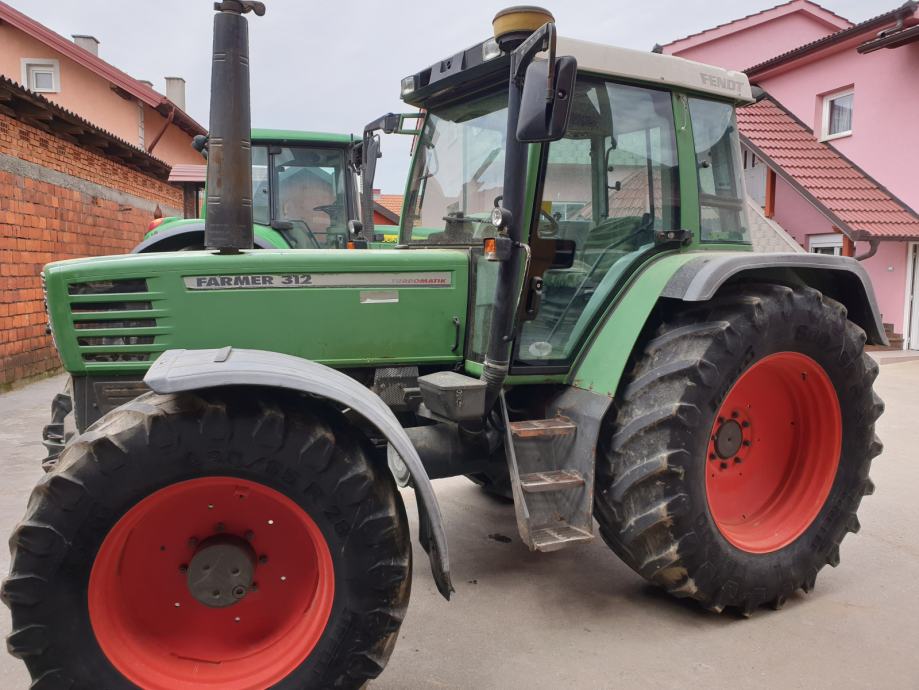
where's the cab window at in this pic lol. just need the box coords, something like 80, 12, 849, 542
689, 98, 749, 242
515, 79, 679, 366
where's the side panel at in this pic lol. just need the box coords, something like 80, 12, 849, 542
45, 249, 469, 376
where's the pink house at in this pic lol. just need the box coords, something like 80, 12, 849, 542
0, 1, 205, 166
662, 0, 919, 350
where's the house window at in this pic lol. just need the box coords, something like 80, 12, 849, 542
809, 233, 843, 255
20, 58, 60, 93
822, 89, 853, 140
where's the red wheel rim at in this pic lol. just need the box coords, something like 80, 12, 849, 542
705, 352, 842, 554
89, 477, 334, 690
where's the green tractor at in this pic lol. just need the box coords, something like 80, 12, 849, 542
6, 3, 885, 689
138, 129, 388, 252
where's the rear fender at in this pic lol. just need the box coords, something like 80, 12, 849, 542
132, 223, 286, 252
144, 347, 453, 599
572, 252, 886, 399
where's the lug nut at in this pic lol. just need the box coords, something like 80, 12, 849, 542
734, 457, 742, 464
259, 555, 268, 565
245, 530, 254, 541
232, 585, 247, 599
742, 421, 750, 428
188, 537, 198, 548
719, 461, 728, 470
743, 440, 751, 447
215, 522, 225, 532
179, 563, 188, 573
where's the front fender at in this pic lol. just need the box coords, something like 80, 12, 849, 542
132, 222, 288, 252
144, 347, 453, 599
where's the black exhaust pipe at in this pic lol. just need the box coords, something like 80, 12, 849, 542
204, 1, 265, 253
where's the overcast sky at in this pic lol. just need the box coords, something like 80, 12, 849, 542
9, 0, 896, 191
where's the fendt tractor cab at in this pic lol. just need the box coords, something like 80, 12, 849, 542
6, 4, 886, 689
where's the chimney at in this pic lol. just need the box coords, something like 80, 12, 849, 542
164, 76, 186, 111
72, 35, 99, 56
139, 80, 153, 88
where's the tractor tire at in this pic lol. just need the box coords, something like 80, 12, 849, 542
3, 388, 411, 689
594, 284, 883, 615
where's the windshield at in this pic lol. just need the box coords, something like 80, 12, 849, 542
252, 145, 350, 248
403, 90, 508, 244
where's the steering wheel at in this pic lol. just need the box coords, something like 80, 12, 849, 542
539, 208, 560, 237
313, 204, 343, 224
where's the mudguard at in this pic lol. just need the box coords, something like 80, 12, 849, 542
573, 251, 887, 399
660, 252, 887, 344
132, 223, 283, 253
144, 347, 453, 599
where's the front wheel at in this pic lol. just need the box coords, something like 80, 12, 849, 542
4, 389, 411, 689
594, 284, 883, 614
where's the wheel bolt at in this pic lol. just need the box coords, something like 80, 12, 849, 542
179, 563, 188, 573
259, 555, 268, 565
734, 457, 742, 464
742, 421, 750, 428
232, 585, 247, 599
743, 440, 751, 447
731, 411, 739, 418
188, 537, 198, 548
245, 530, 255, 541
719, 461, 728, 470
215, 522, 225, 532
709, 453, 716, 460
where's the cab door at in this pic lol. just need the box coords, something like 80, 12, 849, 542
513, 78, 681, 372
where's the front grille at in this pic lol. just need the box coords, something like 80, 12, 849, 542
68, 279, 149, 295
65, 277, 169, 366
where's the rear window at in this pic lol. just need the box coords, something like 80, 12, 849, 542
689, 98, 749, 243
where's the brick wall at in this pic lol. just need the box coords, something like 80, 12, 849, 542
0, 113, 182, 387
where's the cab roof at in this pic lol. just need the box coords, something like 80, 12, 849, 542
402, 35, 753, 108
558, 37, 753, 104
251, 129, 354, 145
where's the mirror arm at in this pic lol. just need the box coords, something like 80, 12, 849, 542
510, 22, 555, 85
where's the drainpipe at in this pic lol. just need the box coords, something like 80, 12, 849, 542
146, 104, 175, 155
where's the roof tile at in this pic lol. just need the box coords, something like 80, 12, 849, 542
737, 97, 919, 239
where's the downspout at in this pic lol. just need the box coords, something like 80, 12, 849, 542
146, 104, 175, 154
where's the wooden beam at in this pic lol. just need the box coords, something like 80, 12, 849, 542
842, 234, 856, 257
765, 167, 777, 219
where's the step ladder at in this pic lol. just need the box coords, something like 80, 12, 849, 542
500, 394, 595, 552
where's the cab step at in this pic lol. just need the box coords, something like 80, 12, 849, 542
519, 469, 584, 493
499, 393, 596, 553
531, 523, 594, 552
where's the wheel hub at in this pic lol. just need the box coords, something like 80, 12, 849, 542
713, 418, 743, 459
186, 535, 256, 608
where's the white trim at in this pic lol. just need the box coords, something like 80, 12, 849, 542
819, 87, 853, 141
20, 57, 60, 93
904, 242, 918, 351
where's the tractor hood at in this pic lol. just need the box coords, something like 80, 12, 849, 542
43, 249, 469, 375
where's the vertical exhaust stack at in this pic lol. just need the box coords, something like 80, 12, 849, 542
204, 1, 265, 254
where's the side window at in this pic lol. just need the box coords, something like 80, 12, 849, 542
516, 80, 679, 366
689, 98, 749, 242
251, 145, 270, 225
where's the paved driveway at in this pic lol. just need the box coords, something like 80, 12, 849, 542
1, 363, 917, 689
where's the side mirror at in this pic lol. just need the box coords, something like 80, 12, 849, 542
517, 56, 577, 143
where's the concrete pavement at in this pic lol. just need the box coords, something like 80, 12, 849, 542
0, 364, 918, 689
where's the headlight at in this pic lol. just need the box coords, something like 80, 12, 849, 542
400, 75, 416, 96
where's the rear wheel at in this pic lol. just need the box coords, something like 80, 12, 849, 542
4, 388, 411, 689
594, 284, 883, 614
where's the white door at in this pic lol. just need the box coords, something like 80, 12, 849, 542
908, 243, 919, 351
